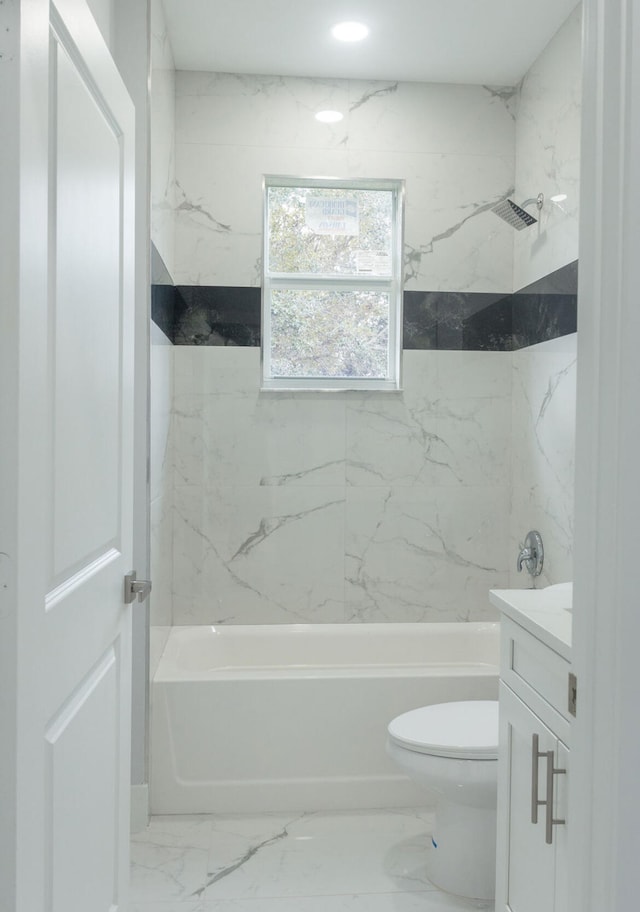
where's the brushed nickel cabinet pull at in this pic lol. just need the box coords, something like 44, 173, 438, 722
531, 734, 544, 823
544, 749, 567, 845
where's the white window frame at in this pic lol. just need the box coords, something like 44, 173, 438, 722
262, 175, 404, 391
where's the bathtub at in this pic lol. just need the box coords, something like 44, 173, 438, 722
150, 622, 499, 814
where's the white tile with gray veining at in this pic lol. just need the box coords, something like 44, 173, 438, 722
130, 815, 212, 903
150, 322, 174, 502
509, 334, 576, 587
173, 142, 353, 286
172, 71, 515, 292
150, 0, 177, 278
346, 351, 511, 488
344, 148, 514, 293
173, 390, 346, 489
513, 5, 582, 290
130, 809, 469, 909
172, 484, 345, 625
345, 486, 507, 623
345, 80, 515, 156
176, 72, 351, 150
151, 493, 173, 627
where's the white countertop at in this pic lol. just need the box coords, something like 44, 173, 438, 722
490, 584, 572, 661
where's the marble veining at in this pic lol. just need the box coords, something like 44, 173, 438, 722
349, 82, 399, 112
513, 6, 581, 290
130, 809, 484, 908
172, 71, 514, 290
509, 334, 576, 587
403, 186, 514, 286
168, 348, 511, 625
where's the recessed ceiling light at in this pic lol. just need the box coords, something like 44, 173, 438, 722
550, 193, 568, 203
315, 110, 344, 123
331, 21, 369, 42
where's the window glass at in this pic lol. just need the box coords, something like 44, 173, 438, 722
263, 177, 403, 391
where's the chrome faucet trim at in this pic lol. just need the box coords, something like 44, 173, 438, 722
517, 531, 544, 577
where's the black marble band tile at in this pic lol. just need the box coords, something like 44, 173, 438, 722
151, 244, 179, 341
152, 259, 578, 351
512, 260, 578, 350
403, 290, 513, 351
174, 286, 261, 346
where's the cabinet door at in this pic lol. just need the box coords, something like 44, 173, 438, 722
553, 741, 570, 912
496, 684, 558, 912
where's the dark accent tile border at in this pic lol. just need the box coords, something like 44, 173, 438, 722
512, 260, 578, 350
151, 244, 179, 341
403, 291, 513, 351
174, 286, 261, 346
152, 259, 578, 351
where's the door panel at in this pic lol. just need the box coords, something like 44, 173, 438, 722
45, 647, 120, 912
52, 37, 122, 581
1, 1, 136, 910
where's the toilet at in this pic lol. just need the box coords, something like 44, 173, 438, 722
387, 700, 499, 901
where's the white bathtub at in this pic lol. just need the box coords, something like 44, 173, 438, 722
150, 622, 499, 814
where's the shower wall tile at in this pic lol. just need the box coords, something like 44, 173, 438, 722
150, 321, 174, 502
173, 389, 346, 488
173, 71, 515, 292
345, 81, 516, 156
345, 351, 511, 489
151, 493, 173, 628
150, 0, 176, 278
150, 320, 174, 628
170, 348, 511, 624
172, 483, 346, 625
174, 345, 260, 396
344, 486, 507, 623
343, 148, 515, 293
513, 5, 582, 290
509, 334, 577, 587
175, 73, 515, 156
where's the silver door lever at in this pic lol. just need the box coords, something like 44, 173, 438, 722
124, 571, 152, 604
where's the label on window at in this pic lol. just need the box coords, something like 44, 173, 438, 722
305, 197, 359, 235
355, 250, 392, 275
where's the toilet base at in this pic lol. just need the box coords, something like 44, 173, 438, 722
427, 799, 496, 901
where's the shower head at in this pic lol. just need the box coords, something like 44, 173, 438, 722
492, 193, 544, 230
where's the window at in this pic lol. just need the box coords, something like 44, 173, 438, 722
262, 176, 404, 390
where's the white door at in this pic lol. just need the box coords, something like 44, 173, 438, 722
0, 2, 136, 911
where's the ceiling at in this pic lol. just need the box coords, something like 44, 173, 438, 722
162, 0, 580, 86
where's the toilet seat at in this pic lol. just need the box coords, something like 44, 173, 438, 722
388, 700, 499, 760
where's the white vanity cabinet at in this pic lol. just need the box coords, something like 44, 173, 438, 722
491, 592, 572, 912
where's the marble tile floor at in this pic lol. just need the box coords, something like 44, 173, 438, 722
129, 807, 492, 912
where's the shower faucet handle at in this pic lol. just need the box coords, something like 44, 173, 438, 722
517, 530, 544, 577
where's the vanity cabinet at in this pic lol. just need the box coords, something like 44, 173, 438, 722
495, 613, 572, 912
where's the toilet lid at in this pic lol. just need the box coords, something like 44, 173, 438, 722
388, 701, 499, 760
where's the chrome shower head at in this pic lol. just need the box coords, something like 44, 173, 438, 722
491, 192, 544, 230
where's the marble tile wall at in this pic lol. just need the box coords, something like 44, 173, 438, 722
174, 73, 516, 293
513, 5, 582, 291
151, 0, 176, 279
150, 321, 173, 635
509, 334, 577, 587
155, 12, 582, 626
150, 0, 176, 645
171, 348, 511, 624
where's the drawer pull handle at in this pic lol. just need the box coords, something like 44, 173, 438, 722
531, 734, 545, 823
544, 750, 567, 845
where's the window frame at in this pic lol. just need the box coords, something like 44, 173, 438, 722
261, 175, 405, 391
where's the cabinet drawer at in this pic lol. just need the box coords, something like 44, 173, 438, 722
501, 617, 571, 725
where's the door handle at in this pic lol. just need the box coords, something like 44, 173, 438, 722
124, 571, 152, 604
